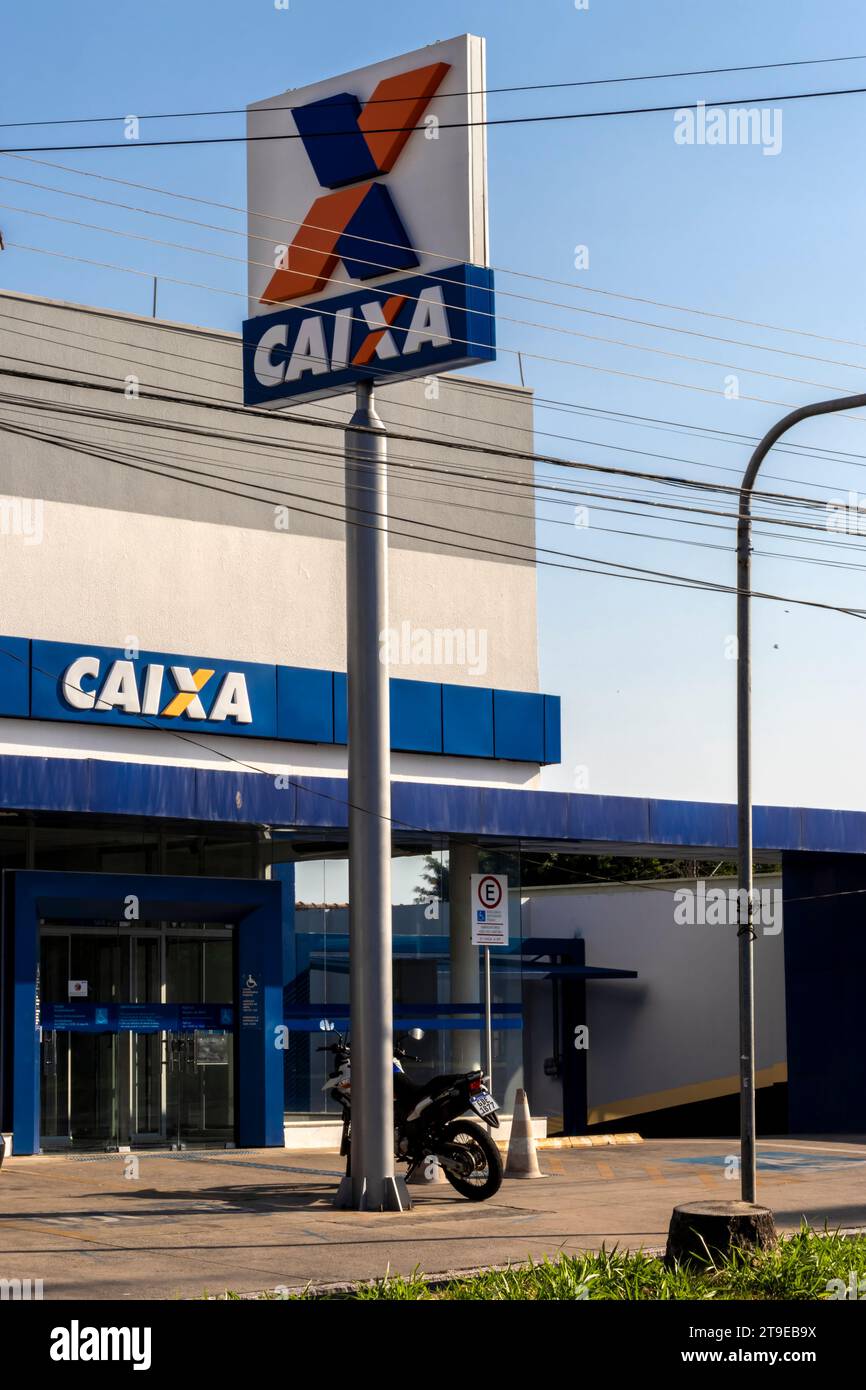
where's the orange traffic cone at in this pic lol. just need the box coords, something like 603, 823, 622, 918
505, 1089, 543, 1178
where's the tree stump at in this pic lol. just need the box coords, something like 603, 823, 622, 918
665, 1201, 777, 1267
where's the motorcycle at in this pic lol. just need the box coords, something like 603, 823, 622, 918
319, 1027, 503, 1201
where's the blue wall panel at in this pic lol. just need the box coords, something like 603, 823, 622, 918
648, 797, 736, 851
333, 672, 347, 746
800, 808, 866, 855
782, 852, 866, 1133
754, 805, 804, 853
493, 690, 545, 763
277, 666, 334, 744
566, 793, 651, 845
442, 684, 493, 758
390, 678, 442, 754
543, 695, 561, 766
0, 637, 30, 717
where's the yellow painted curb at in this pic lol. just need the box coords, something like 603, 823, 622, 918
536, 1133, 644, 1150
495, 1132, 643, 1152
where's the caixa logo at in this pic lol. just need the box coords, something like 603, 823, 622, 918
243, 263, 495, 408
62, 656, 253, 724
31, 640, 276, 738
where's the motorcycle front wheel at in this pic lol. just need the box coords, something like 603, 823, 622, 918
437, 1118, 503, 1201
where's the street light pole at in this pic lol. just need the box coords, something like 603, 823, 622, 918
335, 380, 410, 1213
736, 391, 866, 1204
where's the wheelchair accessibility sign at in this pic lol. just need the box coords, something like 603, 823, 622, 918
471, 873, 509, 946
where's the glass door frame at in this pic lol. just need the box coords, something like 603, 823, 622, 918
39, 926, 121, 1152
128, 928, 167, 1148
38, 921, 236, 1151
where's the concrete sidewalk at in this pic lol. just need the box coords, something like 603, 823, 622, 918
1, 1137, 865, 1300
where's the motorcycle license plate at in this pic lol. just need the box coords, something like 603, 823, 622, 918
470, 1091, 499, 1118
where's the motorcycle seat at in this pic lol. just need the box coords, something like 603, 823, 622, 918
396, 1070, 479, 1102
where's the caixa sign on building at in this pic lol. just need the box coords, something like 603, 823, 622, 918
4, 637, 560, 762
243, 264, 495, 408
32, 640, 275, 738
243, 34, 495, 407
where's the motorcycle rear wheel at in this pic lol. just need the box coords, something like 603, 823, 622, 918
438, 1118, 503, 1201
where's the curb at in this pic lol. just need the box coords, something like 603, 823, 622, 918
519, 1133, 643, 1151
228, 1249, 671, 1300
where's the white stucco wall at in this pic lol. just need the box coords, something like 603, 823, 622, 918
521, 876, 786, 1123
0, 291, 543, 785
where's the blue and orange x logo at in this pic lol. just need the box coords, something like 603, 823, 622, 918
261, 62, 449, 305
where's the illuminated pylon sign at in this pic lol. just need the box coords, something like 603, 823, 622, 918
243, 35, 496, 408
261, 63, 449, 304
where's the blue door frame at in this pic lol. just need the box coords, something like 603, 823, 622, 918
1, 870, 284, 1154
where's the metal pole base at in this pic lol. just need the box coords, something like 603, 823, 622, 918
666, 1200, 777, 1267
333, 1174, 413, 1211
333, 1175, 354, 1209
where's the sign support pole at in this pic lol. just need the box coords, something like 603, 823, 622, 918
484, 945, 493, 1083
732, 389, 866, 1205
471, 872, 508, 1086
335, 380, 410, 1213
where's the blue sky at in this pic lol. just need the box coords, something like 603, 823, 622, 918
3, 1, 866, 809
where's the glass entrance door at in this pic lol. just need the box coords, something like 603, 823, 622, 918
165, 935, 234, 1147
129, 934, 163, 1143
39, 925, 235, 1150
40, 930, 120, 1149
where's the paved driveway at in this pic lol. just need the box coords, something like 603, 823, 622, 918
1, 1137, 865, 1299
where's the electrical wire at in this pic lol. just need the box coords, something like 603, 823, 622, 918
7, 194, 866, 398
5, 396, 866, 574
5, 168, 866, 382
8, 237, 863, 420
5, 293, 866, 517
0, 384, 847, 550
0, 359, 851, 523
4, 300, 866, 508
4, 52, 866, 128
5, 82, 866, 154
2, 399, 865, 620
7, 149, 866, 357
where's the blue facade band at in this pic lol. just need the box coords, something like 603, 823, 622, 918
0, 636, 561, 765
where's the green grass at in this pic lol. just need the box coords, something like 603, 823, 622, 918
271, 1229, 866, 1300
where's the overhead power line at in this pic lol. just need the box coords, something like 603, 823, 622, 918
3, 393, 863, 575
6, 304, 866, 521
2, 408, 864, 624
0, 386, 836, 535
2, 53, 866, 128
0, 360, 849, 520
6, 149, 864, 356
7, 237, 861, 420
4, 178, 866, 383
4, 83, 866, 154
4, 293, 866, 493
0, 364, 857, 578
